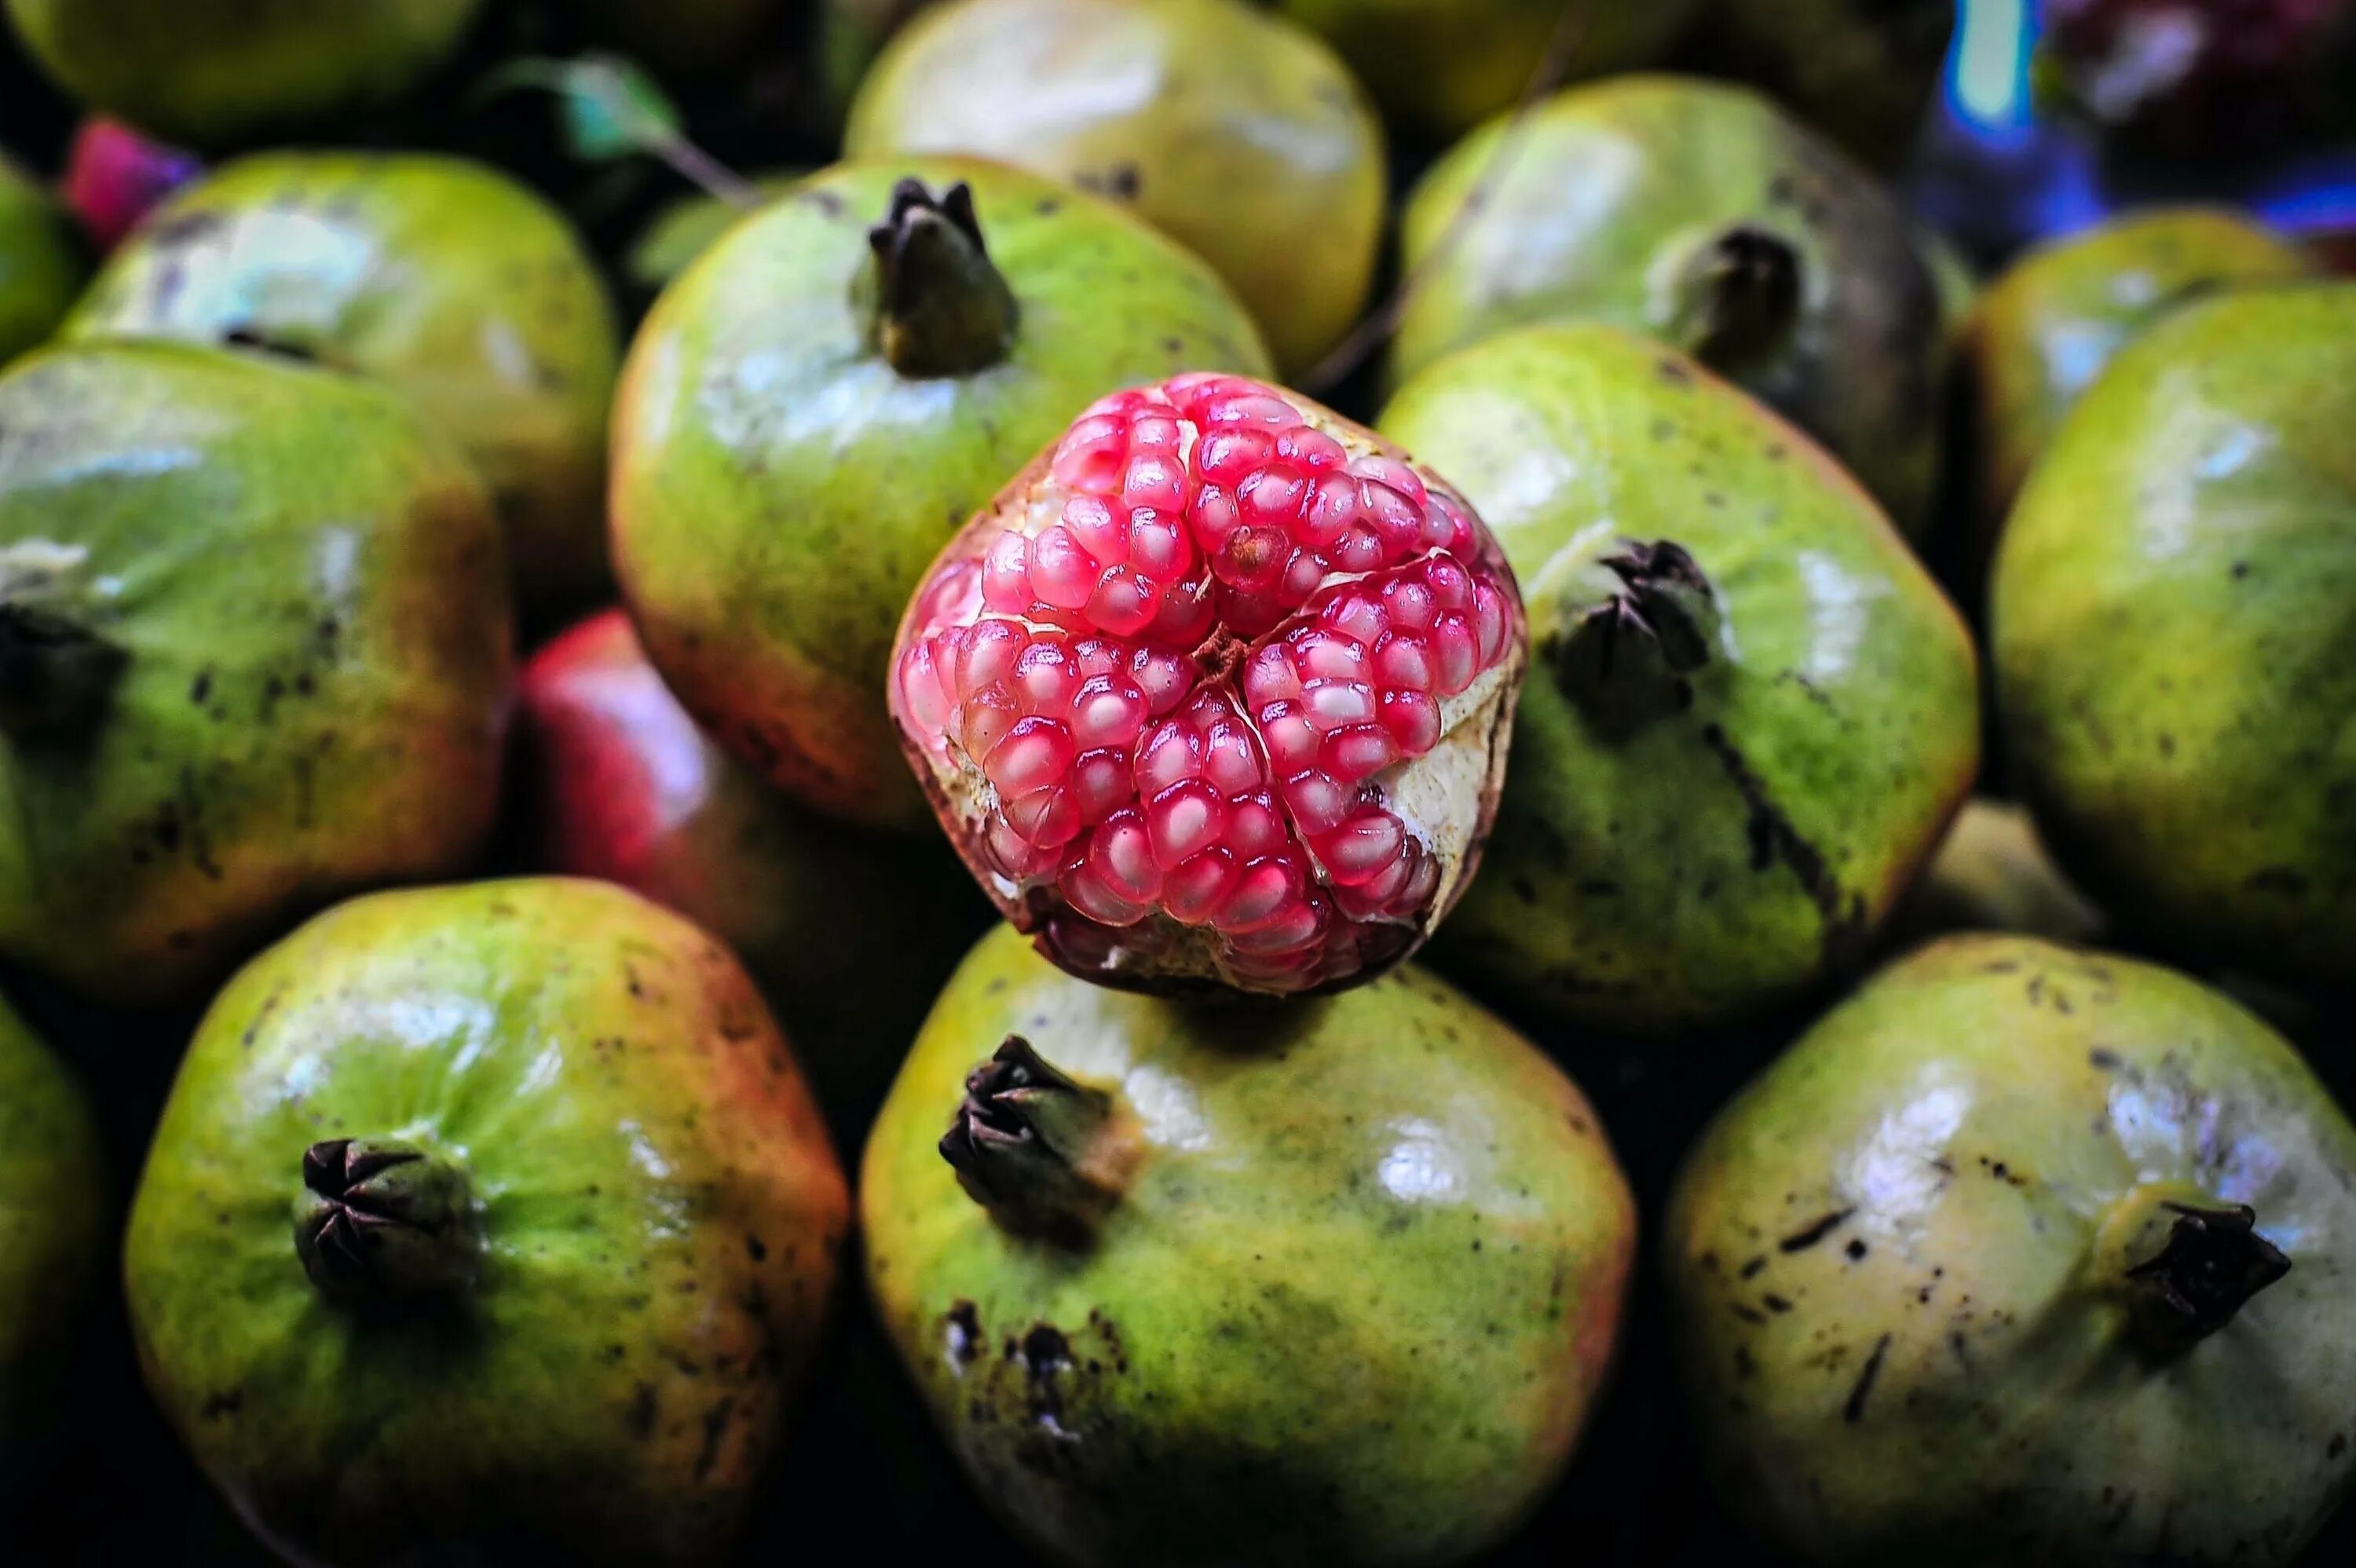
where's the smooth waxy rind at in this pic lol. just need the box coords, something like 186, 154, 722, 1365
893, 373, 1526, 998
1391, 75, 1947, 535
0, 994, 104, 1494
1992, 283, 2356, 992
1382, 323, 1977, 1034
0, 156, 84, 365
0, 343, 512, 1006
863, 923, 1636, 1567
125, 878, 850, 1567
1962, 207, 2314, 544
2, 0, 483, 148
846, 0, 1387, 375
609, 156, 1271, 829
1666, 934, 2356, 1565
67, 152, 620, 612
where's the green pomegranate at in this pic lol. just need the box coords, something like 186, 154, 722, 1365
845, 0, 1385, 375
1961, 208, 2314, 544
1674, 0, 1955, 168
610, 159, 1270, 829
0, 991, 104, 1494
862, 923, 1636, 1566
1992, 283, 2356, 993
65, 152, 620, 612
1667, 934, 2356, 1565
1381, 323, 1977, 1035
126, 878, 851, 1566
623, 174, 801, 302
1392, 75, 1948, 535
1273, 0, 1699, 140
2, 0, 484, 148
0, 154, 82, 366
1884, 799, 2106, 952
0, 342, 511, 1007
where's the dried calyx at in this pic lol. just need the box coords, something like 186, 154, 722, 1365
865, 178, 1021, 378
0, 599, 126, 737
1548, 539, 1721, 726
293, 1138, 481, 1304
2120, 1200, 2291, 1348
940, 1035, 1136, 1241
1681, 225, 1802, 374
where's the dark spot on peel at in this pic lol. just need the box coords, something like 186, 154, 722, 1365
1780, 1208, 1856, 1253
1842, 1333, 1892, 1424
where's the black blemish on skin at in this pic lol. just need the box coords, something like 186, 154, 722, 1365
1740, 1255, 1768, 1280
745, 1234, 766, 1263
693, 1396, 735, 1482
2232, 561, 2250, 579
1733, 1345, 1757, 1379
1732, 1304, 1768, 1325
627, 1383, 657, 1440
1949, 1330, 1973, 1374
946, 1301, 982, 1367
1846, 1238, 1869, 1262
1843, 1333, 1892, 1424
1656, 358, 1694, 387
188, 670, 212, 705
2090, 1048, 2122, 1071
1780, 1208, 1856, 1253
1699, 724, 1865, 964
200, 1389, 243, 1420
2330, 1434, 2347, 1460
1762, 1293, 1793, 1314
803, 188, 846, 218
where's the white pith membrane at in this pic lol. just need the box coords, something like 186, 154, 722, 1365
892, 377, 1526, 996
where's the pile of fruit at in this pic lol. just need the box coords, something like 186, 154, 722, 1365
4, 2, 2354, 1565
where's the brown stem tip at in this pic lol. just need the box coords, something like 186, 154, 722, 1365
294, 1138, 479, 1304
2124, 1201, 2291, 1344
940, 1035, 1132, 1240
867, 178, 1020, 379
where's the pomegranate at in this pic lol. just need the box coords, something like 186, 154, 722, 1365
890, 373, 1527, 997
57, 118, 199, 252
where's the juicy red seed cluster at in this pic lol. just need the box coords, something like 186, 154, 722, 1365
898, 375, 1519, 989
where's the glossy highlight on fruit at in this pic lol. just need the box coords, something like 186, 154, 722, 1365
126, 878, 850, 1567
0, 343, 513, 1006
610, 161, 1271, 828
1667, 934, 2356, 1564
863, 923, 1637, 1566
66, 152, 620, 612
2, 0, 485, 148
845, 0, 1386, 374
892, 373, 1525, 996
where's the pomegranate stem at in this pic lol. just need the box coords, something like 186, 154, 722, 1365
940, 1035, 1133, 1239
294, 1138, 481, 1304
865, 178, 1020, 379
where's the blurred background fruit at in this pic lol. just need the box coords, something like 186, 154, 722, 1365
1992, 283, 2356, 995
2, 0, 487, 148
0, 149, 78, 363
1384, 324, 1979, 1036
514, 609, 992, 1139
1673, 0, 1957, 170
0, 343, 512, 1007
55, 117, 199, 253
124, 878, 848, 1566
1668, 934, 2356, 1565
1881, 797, 2108, 948
2037, 0, 2356, 156
64, 152, 620, 616
609, 162, 1269, 830
1393, 77, 1950, 536
865, 923, 1637, 1566
846, 0, 1385, 375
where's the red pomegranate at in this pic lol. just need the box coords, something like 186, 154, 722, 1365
891, 373, 1526, 997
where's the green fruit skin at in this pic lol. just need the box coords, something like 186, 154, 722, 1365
1992, 284, 2356, 992
125, 878, 851, 1567
624, 174, 803, 299
1666, 934, 2356, 1565
1391, 75, 1947, 535
0, 156, 85, 367
1381, 323, 1978, 1035
864, 924, 1637, 1566
2, 0, 483, 148
1883, 799, 2107, 952
65, 152, 621, 613
845, 0, 1385, 375
1963, 208, 2314, 542
611, 155, 1271, 829
0, 343, 513, 1006
1274, 0, 1699, 141
0, 991, 104, 1493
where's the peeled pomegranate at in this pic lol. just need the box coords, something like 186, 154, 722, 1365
890, 373, 1526, 997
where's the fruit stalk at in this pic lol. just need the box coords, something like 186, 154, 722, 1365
293, 1138, 481, 1303
0, 599, 126, 737
1677, 226, 1803, 375
939, 1035, 1136, 1238
1546, 539, 1721, 721
865, 179, 1021, 378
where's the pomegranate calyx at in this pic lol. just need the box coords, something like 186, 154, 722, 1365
865, 178, 1020, 379
0, 598, 127, 739
940, 1035, 1135, 1239
294, 1138, 481, 1305
1681, 225, 1803, 374
2121, 1201, 2292, 1349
